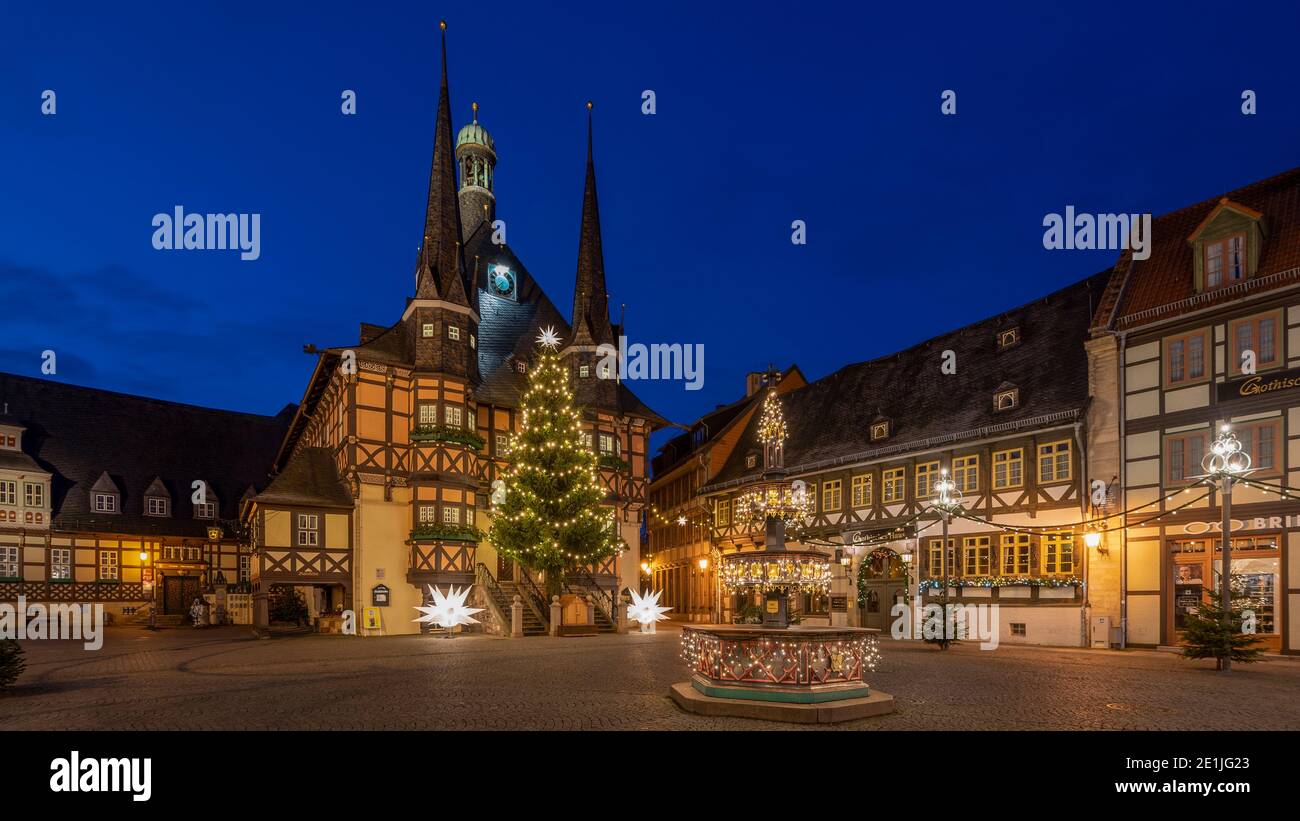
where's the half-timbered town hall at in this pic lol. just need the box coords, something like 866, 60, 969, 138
243, 25, 664, 634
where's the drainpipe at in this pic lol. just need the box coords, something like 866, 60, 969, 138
1116, 329, 1128, 649
1075, 418, 1088, 648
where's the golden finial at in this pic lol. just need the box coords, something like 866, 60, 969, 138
439, 20, 447, 31
472, 101, 478, 123
586, 100, 593, 111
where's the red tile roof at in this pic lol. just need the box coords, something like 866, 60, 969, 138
1099, 166, 1300, 330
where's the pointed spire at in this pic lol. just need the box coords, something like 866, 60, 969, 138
414, 20, 471, 309
569, 101, 615, 348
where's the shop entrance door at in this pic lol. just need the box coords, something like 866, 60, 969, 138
163, 576, 200, 615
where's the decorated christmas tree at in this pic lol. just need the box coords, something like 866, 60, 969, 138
488, 327, 623, 598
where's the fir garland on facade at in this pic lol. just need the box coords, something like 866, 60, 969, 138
915, 575, 1083, 590
410, 425, 486, 450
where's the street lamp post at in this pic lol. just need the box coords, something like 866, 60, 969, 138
1201, 424, 1251, 671
932, 469, 962, 647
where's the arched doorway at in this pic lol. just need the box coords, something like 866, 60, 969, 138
857, 547, 907, 630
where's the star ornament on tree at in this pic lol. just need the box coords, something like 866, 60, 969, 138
627, 588, 672, 632
535, 326, 563, 350
413, 585, 484, 631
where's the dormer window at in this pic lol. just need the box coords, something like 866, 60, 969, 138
745, 454, 757, 469
1190, 199, 1264, 293
997, 327, 1021, 350
870, 421, 890, 441
515, 360, 527, 374
194, 501, 216, 519
94, 493, 117, 512
1205, 234, 1246, 290
146, 497, 169, 516
994, 386, 1020, 411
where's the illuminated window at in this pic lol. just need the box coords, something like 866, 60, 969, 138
99, 550, 119, 581
1166, 330, 1207, 385
1204, 233, 1245, 290
496, 433, 511, 455
993, 448, 1023, 489
915, 461, 939, 498
1037, 440, 1072, 483
422, 323, 435, 338
1041, 533, 1075, 575
599, 433, 615, 454
599, 363, 612, 378
297, 513, 319, 547
1001, 533, 1030, 575
822, 480, 842, 512
714, 498, 730, 526
1165, 431, 1208, 483
927, 538, 955, 578
442, 506, 461, 524
1230, 312, 1281, 374
469, 334, 476, 349
23, 483, 43, 508
239, 554, 250, 582
871, 421, 890, 441
0, 480, 14, 505
963, 535, 991, 575
50, 548, 71, 580
448, 325, 460, 341
418, 404, 437, 425
418, 504, 437, 523
745, 454, 757, 469
883, 467, 905, 503
850, 474, 872, 508
579, 364, 590, 378
443, 405, 463, 429
953, 455, 979, 493
0, 546, 17, 578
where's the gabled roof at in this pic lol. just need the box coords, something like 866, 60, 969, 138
0, 372, 292, 536
254, 447, 353, 509
652, 365, 804, 478
705, 273, 1109, 489
1099, 166, 1300, 329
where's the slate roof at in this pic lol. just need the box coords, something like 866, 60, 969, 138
705, 273, 1111, 489
0, 372, 292, 537
253, 447, 353, 509
1096, 166, 1300, 330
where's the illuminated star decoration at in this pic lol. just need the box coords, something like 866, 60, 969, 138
413, 585, 484, 631
627, 588, 672, 632
676, 515, 687, 526
535, 326, 562, 350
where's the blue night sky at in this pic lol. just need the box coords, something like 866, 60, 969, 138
2, 1, 1299, 455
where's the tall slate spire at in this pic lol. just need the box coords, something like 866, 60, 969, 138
569, 102, 615, 348
414, 21, 471, 310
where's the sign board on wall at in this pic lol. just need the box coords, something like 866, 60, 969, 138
1217, 368, 1300, 403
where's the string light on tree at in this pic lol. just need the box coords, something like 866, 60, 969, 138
488, 329, 623, 598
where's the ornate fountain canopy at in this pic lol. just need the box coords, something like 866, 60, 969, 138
719, 549, 832, 594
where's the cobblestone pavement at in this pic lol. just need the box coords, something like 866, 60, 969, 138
2, 626, 1298, 730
